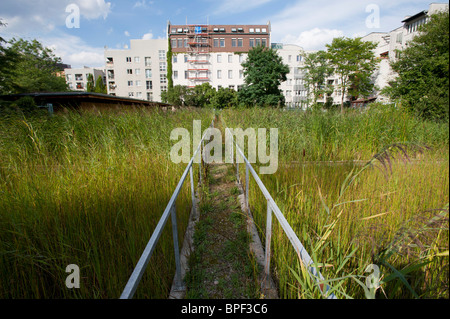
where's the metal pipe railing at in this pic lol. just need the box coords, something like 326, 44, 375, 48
226, 127, 337, 299
120, 120, 214, 299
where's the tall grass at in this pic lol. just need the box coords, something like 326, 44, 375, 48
0, 107, 213, 298
222, 105, 449, 299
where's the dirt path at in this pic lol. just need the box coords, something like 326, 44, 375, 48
184, 162, 261, 299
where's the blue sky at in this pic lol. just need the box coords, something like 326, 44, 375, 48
1, 0, 448, 68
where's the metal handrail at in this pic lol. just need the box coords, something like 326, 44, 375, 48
120, 120, 214, 299
225, 127, 337, 299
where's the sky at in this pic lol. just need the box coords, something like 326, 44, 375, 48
0, 0, 448, 68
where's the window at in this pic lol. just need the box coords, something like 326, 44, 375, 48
239, 70, 243, 79
232, 38, 237, 47
173, 55, 177, 63
146, 81, 152, 90
238, 38, 243, 47
256, 28, 261, 33
255, 38, 261, 47
184, 38, 188, 48
217, 54, 222, 63
136, 92, 142, 98
145, 69, 152, 78
396, 32, 403, 43
127, 69, 133, 75
185, 71, 188, 79
177, 39, 182, 48
249, 39, 254, 47
126, 57, 132, 62
159, 62, 166, 72
171, 39, 177, 48
229, 85, 235, 90
160, 74, 167, 84
147, 92, 153, 101
220, 38, 225, 47
135, 69, 141, 75
128, 92, 134, 97
136, 80, 141, 87
161, 86, 167, 91
68, 83, 73, 89
249, 28, 254, 33
159, 50, 166, 60
76, 82, 84, 89
145, 57, 151, 66
262, 38, 267, 47
66, 74, 72, 81
217, 70, 222, 79
214, 38, 219, 47
134, 56, 140, 63
75, 74, 83, 81
288, 55, 292, 63
128, 81, 133, 86
228, 70, 233, 79
239, 55, 244, 63
173, 71, 178, 80
262, 28, 267, 33
184, 55, 189, 63
228, 54, 233, 63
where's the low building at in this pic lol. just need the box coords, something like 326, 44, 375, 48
64, 67, 105, 91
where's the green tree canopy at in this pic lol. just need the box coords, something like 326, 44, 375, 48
0, 38, 68, 94
326, 37, 378, 113
302, 50, 334, 105
238, 46, 289, 107
384, 10, 449, 121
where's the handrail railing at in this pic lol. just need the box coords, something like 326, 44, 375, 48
225, 127, 337, 299
120, 119, 214, 299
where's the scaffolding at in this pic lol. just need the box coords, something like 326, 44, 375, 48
186, 25, 211, 88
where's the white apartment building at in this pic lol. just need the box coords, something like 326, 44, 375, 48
64, 67, 105, 91
362, 2, 449, 103
104, 39, 168, 101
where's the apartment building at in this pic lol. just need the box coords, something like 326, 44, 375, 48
64, 67, 105, 91
104, 39, 168, 101
361, 3, 448, 103
168, 22, 271, 91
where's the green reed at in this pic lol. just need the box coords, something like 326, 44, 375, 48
222, 105, 449, 299
0, 107, 213, 298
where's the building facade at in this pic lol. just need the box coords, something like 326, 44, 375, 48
64, 67, 105, 91
168, 22, 271, 92
104, 39, 168, 101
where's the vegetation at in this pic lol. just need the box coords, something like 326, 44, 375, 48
222, 105, 448, 299
0, 37, 68, 94
238, 46, 290, 107
302, 50, 334, 106
86, 74, 107, 94
326, 37, 378, 113
0, 107, 213, 298
384, 10, 449, 122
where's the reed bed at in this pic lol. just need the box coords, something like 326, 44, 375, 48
222, 105, 449, 299
0, 106, 213, 298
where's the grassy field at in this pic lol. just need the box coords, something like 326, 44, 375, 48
222, 104, 449, 299
0, 103, 448, 299
0, 106, 213, 298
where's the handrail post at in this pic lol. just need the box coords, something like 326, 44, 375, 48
171, 203, 183, 290
199, 140, 203, 185
245, 163, 249, 211
189, 166, 196, 215
264, 201, 273, 283
236, 156, 240, 184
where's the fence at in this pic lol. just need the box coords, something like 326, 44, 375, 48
119, 120, 214, 299
226, 127, 337, 299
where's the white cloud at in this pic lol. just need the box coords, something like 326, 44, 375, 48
124, 30, 131, 37
76, 0, 112, 20
142, 32, 154, 40
43, 34, 105, 68
281, 28, 344, 50
133, 0, 155, 9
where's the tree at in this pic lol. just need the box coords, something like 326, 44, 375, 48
185, 83, 216, 107
93, 75, 107, 94
326, 37, 378, 113
161, 85, 188, 106
238, 46, 289, 107
86, 73, 95, 92
302, 50, 334, 105
210, 87, 238, 109
384, 10, 449, 121
0, 20, 19, 94
0, 38, 68, 94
